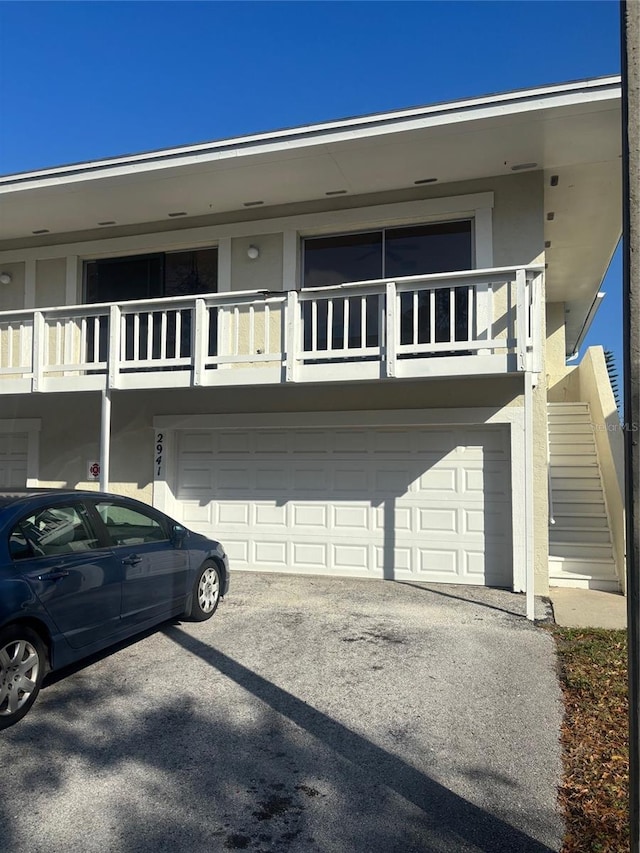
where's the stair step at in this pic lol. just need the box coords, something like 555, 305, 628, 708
548, 556, 618, 578
548, 403, 590, 411
550, 455, 598, 467
551, 465, 600, 478
553, 506, 609, 530
550, 478, 603, 491
549, 423, 596, 435
548, 575, 621, 592
552, 502, 607, 516
553, 490, 608, 505
549, 528, 611, 545
549, 542, 614, 560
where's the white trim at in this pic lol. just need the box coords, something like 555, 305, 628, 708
0, 418, 41, 487
282, 230, 298, 291
217, 238, 232, 293
0, 193, 494, 264
0, 77, 619, 189
474, 207, 493, 268
99, 389, 111, 492
65, 255, 79, 304
524, 372, 535, 619
153, 405, 526, 593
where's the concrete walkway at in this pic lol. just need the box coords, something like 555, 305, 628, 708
549, 587, 627, 629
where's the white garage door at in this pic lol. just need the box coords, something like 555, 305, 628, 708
0, 433, 28, 487
174, 425, 512, 587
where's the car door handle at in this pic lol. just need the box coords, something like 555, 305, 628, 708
38, 569, 70, 581
122, 554, 142, 566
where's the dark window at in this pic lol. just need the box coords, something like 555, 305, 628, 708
85, 248, 218, 304
302, 221, 472, 353
384, 221, 472, 277
95, 502, 168, 547
303, 231, 382, 289
10, 504, 99, 559
84, 248, 218, 366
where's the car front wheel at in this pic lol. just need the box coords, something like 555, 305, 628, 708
187, 561, 222, 621
0, 626, 47, 731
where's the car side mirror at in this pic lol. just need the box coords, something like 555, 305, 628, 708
171, 524, 188, 547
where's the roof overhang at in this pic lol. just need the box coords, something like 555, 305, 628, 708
0, 76, 622, 355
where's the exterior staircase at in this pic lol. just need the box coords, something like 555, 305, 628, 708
548, 402, 620, 591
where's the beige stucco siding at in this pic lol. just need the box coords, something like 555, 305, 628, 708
36, 258, 67, 308
0, 263, 25, 311
230, 233, 283, 292
3, 375, 523, 497
9, 171, 546, 307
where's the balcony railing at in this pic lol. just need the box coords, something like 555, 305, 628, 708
0, 265, 543, 394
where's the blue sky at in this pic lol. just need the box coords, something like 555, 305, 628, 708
0, 0, 623, 381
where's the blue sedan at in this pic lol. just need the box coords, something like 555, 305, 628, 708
0, 489, 229, 729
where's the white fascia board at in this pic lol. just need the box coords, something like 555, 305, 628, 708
0, 77, 621, 194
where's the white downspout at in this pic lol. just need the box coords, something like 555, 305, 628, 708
99, 388, 111, 493
525, 370, 536, 621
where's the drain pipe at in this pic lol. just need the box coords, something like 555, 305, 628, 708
99, 388, 111, 493
525, 371, 536, 621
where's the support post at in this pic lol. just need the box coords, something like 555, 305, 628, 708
622, 2, 640, 849
99, 388, 111, 493
525, 370, 535, 621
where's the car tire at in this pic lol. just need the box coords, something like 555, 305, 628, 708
0, 625, 47, 731
187, 561, 222, 621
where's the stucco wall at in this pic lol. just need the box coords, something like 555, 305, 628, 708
230, 233, 283, 292
5, 171, 546, 307
0, 262, 25, 311
545, 302, 569, 389
36, 258, 66, 308
2, 374, 523, 506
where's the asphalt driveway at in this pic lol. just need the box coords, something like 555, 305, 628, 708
0, 573, 564, 853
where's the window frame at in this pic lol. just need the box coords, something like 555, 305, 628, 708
301, 217, 476, 289
82, 245, 220, 305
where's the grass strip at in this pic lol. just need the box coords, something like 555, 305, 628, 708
553, 628, 629, 853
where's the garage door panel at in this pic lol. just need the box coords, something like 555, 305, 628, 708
418, 507, 459, 535
175, 424, 512, 587
333, 543, 369, 571
219, 432, 251, 454
180, 431, 214, 454
373, 505, 412, 531
293, 542, 328, 568
180, 466, 212, 489
0, 432, 28, 488
254, 541, 288, 566
334, 430, 370, 454
333, 505, 369, 531
334, 467, 369, 492
418, 547, 459, 575
374, 546, 411, 573
218, 503, 250, 525
224, 539, 250, 564
293, 466, 328, 491
254, 431, 289, 454
292, 431, 330, 453
418, 467, 458, 495
256, 503, 288, 526
292, 504, 328, 528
